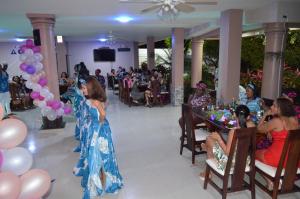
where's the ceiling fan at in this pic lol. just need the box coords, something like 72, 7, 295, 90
120, 0, 218, 15
100, 31, 128, 45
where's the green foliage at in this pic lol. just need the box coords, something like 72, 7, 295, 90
203, 40, 219, 68
241, 35, 265, 71
285, 31, 300, 69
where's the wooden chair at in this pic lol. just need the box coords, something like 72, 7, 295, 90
254, 129, 300, 199
118, 79, 124, 101
180, 104, 208, 164
124, 80, 132, 107
9, 83, 26, 110
203, 127, 257, 199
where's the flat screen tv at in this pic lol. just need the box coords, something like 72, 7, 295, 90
93, 48, 115, 62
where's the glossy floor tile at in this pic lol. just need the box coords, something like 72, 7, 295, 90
14, 91, 300, 199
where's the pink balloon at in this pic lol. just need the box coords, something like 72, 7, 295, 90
19, 45, 27, 54
30, 91, 40, 99
32, 46, 41, 53
0, 103, 3, 121
0, 172, 21, 199
51, 100, 61, 110
46, 100, 54, 107
38, 95, 45, 101
20, 63, 28, 71
0, 150, 3, 168
26, 39, 34, 48
19, 169, 51, 199
63, 106, 72, 114
38, 77, 48, 87
0, 119, 28, 149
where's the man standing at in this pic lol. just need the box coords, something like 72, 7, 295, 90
95, 69, 106, 90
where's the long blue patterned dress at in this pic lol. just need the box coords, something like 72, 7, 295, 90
83, 103, 123, 199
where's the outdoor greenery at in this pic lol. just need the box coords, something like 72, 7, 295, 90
153, 30, 300, 102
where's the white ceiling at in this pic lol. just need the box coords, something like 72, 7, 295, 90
0, 0, 299, 43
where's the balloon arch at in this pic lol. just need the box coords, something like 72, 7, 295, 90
19, 39, 72, 121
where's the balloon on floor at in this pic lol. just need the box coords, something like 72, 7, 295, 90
0, 113, 51, 199
19, 39, 72, 121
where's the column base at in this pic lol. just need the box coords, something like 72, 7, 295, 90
171, 87, 184, 106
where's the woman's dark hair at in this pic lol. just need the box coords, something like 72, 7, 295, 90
247, 83, 258, 99
276, 97, 296, 117
235, 105, 250, 128
86, 76, 107, 102
61, 72, 68, 78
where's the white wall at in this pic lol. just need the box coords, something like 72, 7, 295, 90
0, 42, 23, 79
67, 41, 134, 77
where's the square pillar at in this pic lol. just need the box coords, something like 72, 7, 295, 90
217, 9, 243, 104
56, 42, 68, 77
171, 28, 185, 106
147, 36, 155, 70
191, 38, 204, 88
261, 23, 287, 100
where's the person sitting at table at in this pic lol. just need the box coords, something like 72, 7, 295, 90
144, 74, 161, 107
200, 105, 255, 178
130, 78, 144, 104
255, 98, 299, 189
240, 83, 261, 114
59, 72, 69, 86
178, 81, 211, 130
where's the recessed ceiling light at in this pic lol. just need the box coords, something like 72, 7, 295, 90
15, 38, 26, 42
99, 38, 107, 42
115, 16, 133, 23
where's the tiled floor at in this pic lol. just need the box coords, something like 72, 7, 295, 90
14, 91, 300, 199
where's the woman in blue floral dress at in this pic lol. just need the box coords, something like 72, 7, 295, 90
81, 77, 123, 198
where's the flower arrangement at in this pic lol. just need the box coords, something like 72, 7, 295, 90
208, 109, 236, 128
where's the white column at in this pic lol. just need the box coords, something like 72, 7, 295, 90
217, 9, 243, 104
171, 28, 185, 106
261, 23, 287, 100
191, 38, 204, 88
147, 36, 155, 70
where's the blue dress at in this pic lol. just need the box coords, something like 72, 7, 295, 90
83, 104, 123, 199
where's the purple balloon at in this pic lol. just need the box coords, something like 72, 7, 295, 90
0, 150, 3, 168
51, 100, 62, 110
26, 39, 34, 48
25, 65, 36, 75
20, 63, 28, 71
38, 77, 48, 87
30, 91, 40, 99
32, 46, 41, 53
63, 106, 72, 115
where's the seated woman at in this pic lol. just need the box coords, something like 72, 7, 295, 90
144, 74, 161, 107
130, 78, 144, 104
59, 72, 69, 86
240, 83, 261, 114
256, 98, 299, 189
178, 81, 211, 130
11, 76, 32, 109
200, 105, 255, 177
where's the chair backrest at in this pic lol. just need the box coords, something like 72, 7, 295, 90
225, 127, 256, 190
275, 129, 300, 191
182, 104, 196, 150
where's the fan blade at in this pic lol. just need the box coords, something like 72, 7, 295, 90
141, 4, 161, 13
119, 0, 157, 3
175, 3, 195, 13
185, 1, 218, 5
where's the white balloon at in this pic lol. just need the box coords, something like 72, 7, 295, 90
22, 73, 31, 80
32, 84, 42, 92
40, 88, 49, 97
38, 101, 46, 109
34, 53, 43, 62
24, 49, 34, 56
35, 62, 43, 71
25, 56, 35, 65
2, 147, 33, 175
47, 110, 57, 121
45, 93, 54, 101
56, 108, 64, 116
25, 81, 33, 89
41, 107, 51, 116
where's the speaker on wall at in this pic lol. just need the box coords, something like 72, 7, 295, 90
33, 29, 41, 46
